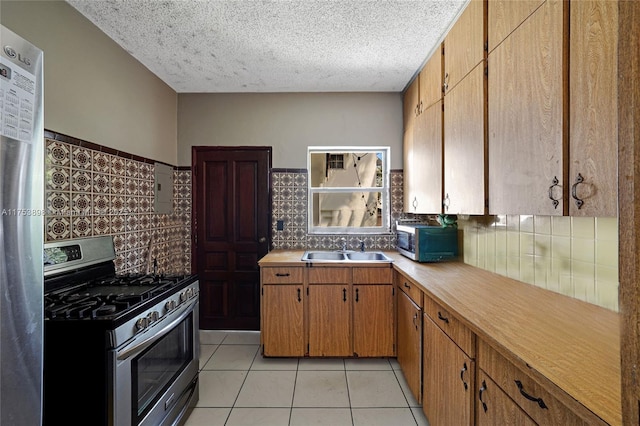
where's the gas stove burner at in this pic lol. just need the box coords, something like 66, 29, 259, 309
92, 304, 117, 318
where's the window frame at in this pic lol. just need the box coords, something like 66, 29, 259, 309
307, 146, 391, 235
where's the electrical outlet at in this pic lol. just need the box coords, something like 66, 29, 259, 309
276, 220, 284, 231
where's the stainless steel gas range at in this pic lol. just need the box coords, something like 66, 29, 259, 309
43, 236, 199, 426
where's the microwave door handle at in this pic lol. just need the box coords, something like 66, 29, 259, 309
117, 299, 197, 361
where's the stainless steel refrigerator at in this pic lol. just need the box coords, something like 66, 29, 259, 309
0, 25, 44, 425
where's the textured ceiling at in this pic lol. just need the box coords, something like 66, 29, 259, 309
67, 0, 466, 93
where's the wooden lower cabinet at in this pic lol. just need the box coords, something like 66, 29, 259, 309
397, 288, 422, 403
477, 371, 536, 425
261, 284, 304, 356
478, 340, 605, 425
308, 284, 351, 356
353, 284, 394, 357
422, 314, 474, 426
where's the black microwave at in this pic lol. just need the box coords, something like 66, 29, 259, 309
396, 224, 459, 262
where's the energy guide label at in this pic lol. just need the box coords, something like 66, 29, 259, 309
0, 56, 37, 143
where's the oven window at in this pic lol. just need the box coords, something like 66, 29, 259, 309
133, 314, 193, 422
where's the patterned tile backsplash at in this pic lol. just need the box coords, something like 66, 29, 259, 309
270, 169, 404, 251
44, 137, 191, 275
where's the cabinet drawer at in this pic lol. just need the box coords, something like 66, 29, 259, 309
397, 276, 423, 308
261, 267, 303, 284
478, 341, 597, 426
424, 296, 475, 358
353, 267, 393, 284
309, 267, 350, 284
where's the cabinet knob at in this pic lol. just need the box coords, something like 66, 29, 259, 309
443, 193, 450, 211
259, 237, 267, 243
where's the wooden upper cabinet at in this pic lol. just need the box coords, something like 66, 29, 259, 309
488, 0, 546, 52
419, 48, 444, 111
403, 77, 419, 128
444, 63, 486, 215
568, 0, 618, 217
403, 79, 418, 213
403, 48, 442, 214
488, 0, 565, 215
411, 100, 443, 214
444, 0, 486, 94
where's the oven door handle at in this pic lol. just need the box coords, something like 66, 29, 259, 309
117, 299, 197, 361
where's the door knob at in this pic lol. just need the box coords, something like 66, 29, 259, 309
259, 237, 266, 243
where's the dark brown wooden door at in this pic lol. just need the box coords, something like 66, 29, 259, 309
192, 147, 271, 330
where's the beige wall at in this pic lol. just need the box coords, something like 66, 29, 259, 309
177, 93, 403, 168
1, 1, 178, 165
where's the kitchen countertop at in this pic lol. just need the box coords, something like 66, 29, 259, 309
259, 249, 621, 425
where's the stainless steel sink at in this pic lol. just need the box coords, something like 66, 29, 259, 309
301, 251, 392, 263
345, 252, 393, 262
301, 251, 347, 261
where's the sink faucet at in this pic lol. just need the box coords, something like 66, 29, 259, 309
340, 238, 347, 252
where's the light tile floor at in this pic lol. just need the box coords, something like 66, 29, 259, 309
185, 331, 430, 426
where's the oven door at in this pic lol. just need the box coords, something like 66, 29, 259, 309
110, 299, 199, 426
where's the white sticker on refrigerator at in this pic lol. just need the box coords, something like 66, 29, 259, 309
0, 56, 36, 143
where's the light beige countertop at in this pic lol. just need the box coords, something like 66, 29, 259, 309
259, 249, 621, 425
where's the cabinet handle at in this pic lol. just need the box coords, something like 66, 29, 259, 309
412, 312, 418, 330
443, 193, 450, 211
460, 362, 468, 390
355, 288, 359, 302
275, 273, 290, 277
514, 380, 548, 409
297, 288, 301, 302
343, 288, 347, 302
571, 173, 585, 209
548, 176, 560, 209
443, 72, 449, 92
479, 380, 488, 413
437, 311, 450, 324
403, 282, 411, 289
419, 100, 423, 114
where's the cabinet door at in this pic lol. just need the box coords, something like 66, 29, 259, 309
568, 0, 618, 217
261, 285, 304, 356
397, 290, 422, 403
403, 122, 416, 213
423, 315, 474, 426
488, 0, 564, 215
308, 285, 351, 357
444, 0, 485, 93
412, 100, 443, 214
419, 47, 443, 111
353, 285, 394, 357
488, 0, 545, 52
444, 63, 486, 215
477, 371, 536, 426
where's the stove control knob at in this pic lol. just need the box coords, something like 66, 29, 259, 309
180, 291, 188, 303
148, 311, 159, 322
136, 317, 149, 331
165, 300, 176, 312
